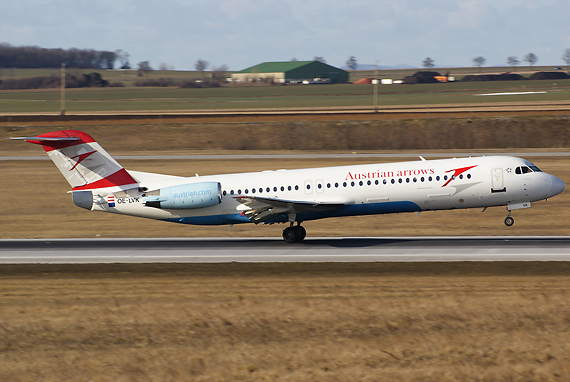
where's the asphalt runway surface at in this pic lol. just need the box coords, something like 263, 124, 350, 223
0, 237, 569, 264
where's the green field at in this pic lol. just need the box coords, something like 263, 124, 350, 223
1, 79, 569, 114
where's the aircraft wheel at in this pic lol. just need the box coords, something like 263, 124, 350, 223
296, 225, 307, 241
283, 226, 305, 243
504, 216, 514, 227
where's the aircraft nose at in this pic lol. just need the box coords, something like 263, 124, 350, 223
549, 176, 565, 198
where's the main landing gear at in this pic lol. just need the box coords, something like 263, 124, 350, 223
504, 211, 514, 227
283, 222, 306, 243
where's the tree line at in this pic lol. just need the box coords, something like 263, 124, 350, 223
0, 43, 129, 69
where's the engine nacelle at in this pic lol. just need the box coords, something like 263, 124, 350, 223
143, 182, 222, 209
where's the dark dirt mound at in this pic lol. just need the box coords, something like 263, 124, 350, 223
528, 71, 570, 80
402, 71, 441, 84
461, 73, 526, 82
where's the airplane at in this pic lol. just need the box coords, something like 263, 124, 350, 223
12, 129, 565, 242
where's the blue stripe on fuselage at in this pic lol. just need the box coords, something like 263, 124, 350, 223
165, 201, 421, 226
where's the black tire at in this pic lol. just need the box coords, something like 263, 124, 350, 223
283, 227, 299, 243
504, 216, 514, 227
296, 226, 307, 241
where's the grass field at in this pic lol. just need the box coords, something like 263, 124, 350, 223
2, 262, 570, 381
1, 72, 569, 114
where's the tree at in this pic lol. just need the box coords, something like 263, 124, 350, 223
562, 48, 570, 68
313, 56, 326, 63
422, 57, 435, 68
346, 56, 358, 70
507, 56, 519, 71
137, 61, 153, 76
115, 50, 131, 69
524, 53, 538, 68
290, 58, 298, 61
195, 59, 209, 72
473, 56, 486, 71
212, 64, 228, 80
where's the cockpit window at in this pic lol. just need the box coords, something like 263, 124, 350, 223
515, 165, 541, 175
529, 165, 542, 172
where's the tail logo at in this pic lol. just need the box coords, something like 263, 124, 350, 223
69, 151, 96, 171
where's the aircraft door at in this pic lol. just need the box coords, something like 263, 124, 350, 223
491, 168, 506, 193
304, 180, 313, 194
316, 179, 324, 194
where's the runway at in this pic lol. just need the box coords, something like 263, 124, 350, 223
0, 237, 569, 264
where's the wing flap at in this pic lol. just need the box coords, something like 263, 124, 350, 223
233, 195, 345, 224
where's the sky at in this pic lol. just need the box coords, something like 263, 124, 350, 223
1, 0, 569, 71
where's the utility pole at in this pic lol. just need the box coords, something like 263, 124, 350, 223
373, 61, 378, 113
60, 63, 66, 116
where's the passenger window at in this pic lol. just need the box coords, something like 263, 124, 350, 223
391, 179, 395, 184
295, 185, 299, 190
343, 182, 347, 187
288, 186, 292, 191
223, 190, 227, 196
281, 186, 285, 191
351, 181, 355, 187
359, 181, 363, 186
230, 190, 234, 195
266, 187, 270, 192
383, 179, 387, 185
335, 183, 339, 188
398, 178, 402, 184
259, 188, 263, 193
273, 187, 277, 192
327, 183, 331, 188
367, 180, 371, 186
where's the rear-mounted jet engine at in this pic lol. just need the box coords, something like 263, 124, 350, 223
143, 182, 222, 209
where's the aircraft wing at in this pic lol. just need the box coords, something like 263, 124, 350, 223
233, 195, 345, 224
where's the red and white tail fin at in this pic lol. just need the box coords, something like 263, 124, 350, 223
19, 130, 138, 191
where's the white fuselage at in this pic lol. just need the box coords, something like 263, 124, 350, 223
90, 156, 564, 226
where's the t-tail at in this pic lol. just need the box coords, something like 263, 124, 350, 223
13, 130, 138, 209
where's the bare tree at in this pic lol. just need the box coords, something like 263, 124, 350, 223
346, 56, 358, 70
313, 56, 326, 63
473, 56, 486, 72
562, 48, 570, 69
507, 56, 519, 71
422, 57, 435, 68
115, 50, 130, 69
137, 61, 153, 76
212, 64, 229, 81
524, 53, 538, 68
195, 59, 209, 73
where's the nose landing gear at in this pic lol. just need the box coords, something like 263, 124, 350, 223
504, 211, 514, 227
283, 223, 306, 243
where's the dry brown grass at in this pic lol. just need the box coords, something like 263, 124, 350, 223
1, 263, 570, 381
